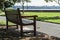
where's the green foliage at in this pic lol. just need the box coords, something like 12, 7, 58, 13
45, 0, 48, 2
0, 0, 5, 9
0, 0, 5, 2
4, 1, 13, 8
0, 3, 3, 10
12, 0, 17, 3
0, 20, 15, 26
44, 0, 53, 2
0, 0, 14, 10
49, 0, 53, 2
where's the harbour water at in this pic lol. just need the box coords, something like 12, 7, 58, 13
12, 6, 60, 10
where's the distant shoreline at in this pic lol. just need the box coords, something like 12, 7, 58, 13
12, 6, 60, 11
13, 9, 60, 12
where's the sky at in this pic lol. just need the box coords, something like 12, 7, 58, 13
14, 0, 60, 6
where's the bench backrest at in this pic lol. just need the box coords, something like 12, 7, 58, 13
4, 8, 22, 24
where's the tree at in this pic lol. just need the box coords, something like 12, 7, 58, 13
4, 1, 13, 8
12, 0, 17, 3
0, 0, 13, 10
44, 0, 53, 2
0, 0, 31, 11
21, 0, 31, 13
13, 0, 31, 13
0, 0, 5, 10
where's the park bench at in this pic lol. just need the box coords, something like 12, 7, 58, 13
4, 8, 37, 37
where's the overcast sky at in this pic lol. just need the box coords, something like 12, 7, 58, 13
14, 0, 60, 6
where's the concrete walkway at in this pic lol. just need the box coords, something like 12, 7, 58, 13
36, 21, 60, 38
24, 21, 60, 38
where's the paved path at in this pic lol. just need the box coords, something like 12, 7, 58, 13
24, 21, 60, 38
36, 21, 60, 38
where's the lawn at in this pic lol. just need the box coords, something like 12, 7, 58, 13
0, 12, 60, 25
23, 12, 60, 17
23, 12, 60, 24
0, 20, 15, 26
45, 19, 60, 23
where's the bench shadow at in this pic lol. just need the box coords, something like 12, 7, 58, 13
0, 28, 60, 40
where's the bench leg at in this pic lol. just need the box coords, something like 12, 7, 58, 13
16, 24, 18, 29
34, 17, 36, 36
6, 19, 8, 29
20, 25, 23, 37
34, 24, 36, 36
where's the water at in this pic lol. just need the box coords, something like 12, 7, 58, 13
12, 6, 60, 10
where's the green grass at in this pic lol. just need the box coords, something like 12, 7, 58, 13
0, 20, 15, 26
45, 19, 60, 23
23, 12, 60, 24
0, 11, 60, 17
24, 12, 60, 17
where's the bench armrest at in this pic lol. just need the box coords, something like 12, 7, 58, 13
21, 15, 37, 23
21, 15, 38, 18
